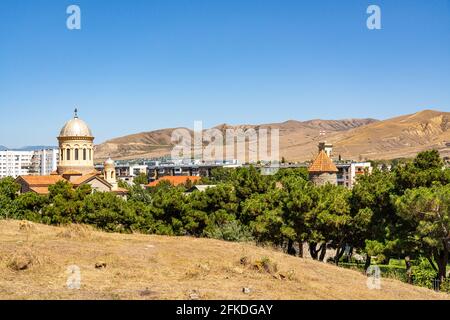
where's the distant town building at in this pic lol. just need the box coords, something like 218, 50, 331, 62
0, 150, 34, 178
30, 148, 59, 176
146, 160, 240, 182
93, 158, 241, 185
336, 162, 373, 188
111, 163, 148, 185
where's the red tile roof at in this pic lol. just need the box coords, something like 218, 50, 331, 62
112, 187, 129, 194
29, 187, 52, 195
18, 175, 65, 186
147, 176, 201, 187
72, 173, 110, 187
62, 170, 82, 175
308, 150, 338, 173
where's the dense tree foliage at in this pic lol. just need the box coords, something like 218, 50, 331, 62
394, 184, 450, 282
133, 173, 149, 186
1, 149, 449, 289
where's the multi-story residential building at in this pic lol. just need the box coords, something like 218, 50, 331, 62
95, 158, 242, 184
95, 162, 149, 184
29, 149, 59, 176
336, 161, 373, 188
146, 159, 241, 182
0, 150, 34, 178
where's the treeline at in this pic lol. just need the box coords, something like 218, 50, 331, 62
0, 150, 449, 287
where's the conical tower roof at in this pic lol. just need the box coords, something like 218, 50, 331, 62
308, 150, 338, 173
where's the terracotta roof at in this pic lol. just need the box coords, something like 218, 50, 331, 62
308, 150, 338, 173
147, 176, 201, 187
29, 187, 51, 195
62, 170, 82, 175
72, 173, 110, 186
112, 187, 129, 194
17, 175, 65, 186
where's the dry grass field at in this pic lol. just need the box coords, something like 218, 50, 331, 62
0, 219, 448, 300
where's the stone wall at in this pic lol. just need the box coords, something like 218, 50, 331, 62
309, 172, 338, 186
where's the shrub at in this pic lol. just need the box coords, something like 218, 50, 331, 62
7, 247, 40, 271
411, 258, 437, 289
204, 220, 253, 242
440, 279, 450, 293
254, 257, 278, 274
378, 265, 407, 282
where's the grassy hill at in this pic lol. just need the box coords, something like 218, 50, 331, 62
0, 220, 447, 300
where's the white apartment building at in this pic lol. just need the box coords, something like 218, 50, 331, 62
0, 150, 34, 178
336, 162, 373, 188
30, 149, 59, 176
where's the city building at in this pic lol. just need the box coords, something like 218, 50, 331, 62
0, 150, 34, 178
96, 162, 148, 185
147, 159, 240, 182
16, 110, 127, 196
30, 149, 59, 176
336, 161, 373, 188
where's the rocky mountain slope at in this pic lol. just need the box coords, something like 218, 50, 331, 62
94, 110, 450, 162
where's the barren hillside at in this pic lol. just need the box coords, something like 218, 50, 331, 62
94, 110, 450, 162
320, 110, 450, 161
0, 220, 447, 300
94, 118, 377, 161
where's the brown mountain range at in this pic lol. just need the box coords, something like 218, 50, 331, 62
95, 109, 450, 162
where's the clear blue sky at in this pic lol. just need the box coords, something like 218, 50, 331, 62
1, 0, 449, 148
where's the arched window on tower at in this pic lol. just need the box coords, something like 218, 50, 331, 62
67, 149, 71, 161
89, 149, 92, 160
83, 148, 87, 160
111, 171, 114, 179
61, 149, 64, 161
75, 149, 79, 161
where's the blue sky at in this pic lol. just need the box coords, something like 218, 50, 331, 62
0, 0, 449, 147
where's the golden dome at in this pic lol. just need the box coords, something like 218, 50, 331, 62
59, 109, 93, 138
104, 158, 115, 167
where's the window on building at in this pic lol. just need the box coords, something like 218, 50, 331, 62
67, 149, 71, 160
75, 149, 79, 160
61, 149, 64, 161
89, 149, 92, 160
83, 148, 87, 160
111, 171, 114, 179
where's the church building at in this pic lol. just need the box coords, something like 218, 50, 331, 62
16, 110, 128, 197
